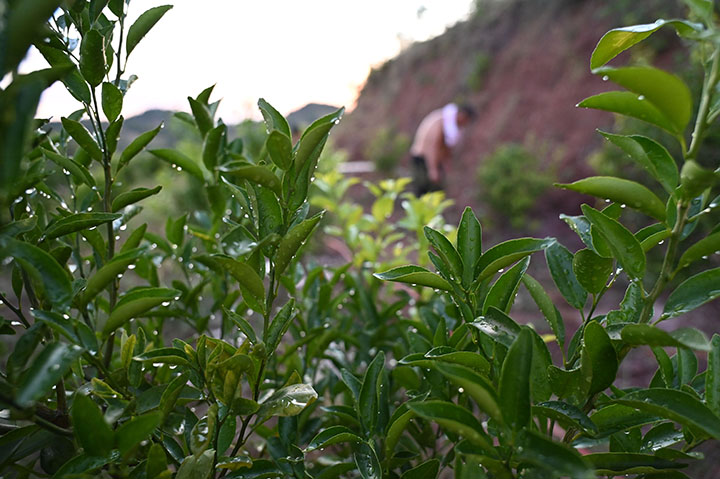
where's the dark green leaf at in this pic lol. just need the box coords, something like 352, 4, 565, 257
424, 226, 463, 280
188, 97, 213, 136
663, 268, 720, 320
533, 401, 598, 434
408, 400, 492, 450
72, 393, 113, 457
149, 149, 205, 180
118, 124, 162, 170
103, 287, 179, 335
205, 254, 265, 304
558, 176, 666, 221
258, 98, 291, 138
708, 335, 720, 416
522, 273, 565, 346
457, 207, 482, 288
0, 237, 72, 310
482, 255, 529, 314
79, 247, 145, 305
599, 132, 678, 193
584, 321, 618, 394
44, 212, 121, 240
126, 5, 173, 56
621, 324, 710, 351
266, 299, 295, 355
590, 19, 702, 70
469, 306, 520, 348
146, 442, 168, 478
516, 429, 594, 479
257, 383, 318, 418
435, 363, 502, 423
578, 91, 677, 135
115, 412, 162, 455
374, 265, 452, 291
585, 452, 685, 475
101, 82, 123, 122
401, 459, 440, 479
111, 185, 162, 212
266, 130, 293, 170
224, 307, 257, 343
582, 204, 646, 279
15, 342, 83, 407
273, 212, 323, 276
499, 328, 533, 431
475, 237, 554, 282
353, 441, 381, 479
545, 241, 587, 309
61, 117, 103, 162
219, 164, 281, 196
305, 426, 362, 452
41, 149, 95, 187
202, 124, 224, 171
614, 388, 720, 439
677, 232, 720, 270
79, 29, 105, 87
359, 351, 385, 434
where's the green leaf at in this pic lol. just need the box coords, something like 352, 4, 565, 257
53, 452, 120, 477
61, 117, 103, 162
101, 82, 123, 122
273, 212, 323, 276
663, 268, 720, 320
596, 66, 692, 134
482, 256, 529, 314
0, 237, 72, 311
578, 91, 678, 135
126, 5, 173, 56
475, 237, 554, 282
585, 452, 684, 475
557, 176, 666, 221
499, 328, 533, 431
219, 164, 281, 196
134, 347, 191, 367
533, 401, 598, 434
149, 149, 205, 181
41, 148, 96, 188
707, 335, 720, 416
258, 98, 291, 138
202, 124, 224, 171
457, 207, 482, 288
159, 373, 189, 420
223, 307, 257, 343
590, 19, 702, 70
115, 412, 162, 455
176, 449, 214, 479
384, 408, 416, 459
677, 232, 720, 270
80, 247, 145, 306
103, 287, 179, 336
582, 204, 646, 279
401, 459, 440, 479
257, 383, 318, 418
584, 321, 618, 395
408, 400, 492, 451
621, 324, 711, 351
111, 185, 162, 212
614, 388, 720, 439
72, 393, 113, 457
188, 97, 213, 136
266, 130, 293, 170
374, 265, 452, 291
590, 404, 660, 437
44, 212, 121, 240
545, 241, 588, 309
15, 342, 83, 407
305, 426, 362, 452
359, 351, 385, 435
435, 363, 502, 423
266, 299, 295, 355
146, 442, 168, 478
2, 0, 63, 76
516, 429, 594, 479
423, 347, 490, 374
522, 273, 565, 346
294, 107, 344, 171
79, 29, 105, 87
118, 124, 163, 170
470, 306, 521, 348
205, 254, 265, 304
599, 132, 678, 193
424, 226, 463, 280
354, 441, 382, 479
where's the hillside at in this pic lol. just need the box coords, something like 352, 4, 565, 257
334, 0, 686, 238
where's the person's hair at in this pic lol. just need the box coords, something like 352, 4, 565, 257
458, 103, 477, 120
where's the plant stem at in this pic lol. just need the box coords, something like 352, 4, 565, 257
687, 50, 720, 161
0, 292, 30, 328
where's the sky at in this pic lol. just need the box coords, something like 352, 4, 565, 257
26, 1, 474, 122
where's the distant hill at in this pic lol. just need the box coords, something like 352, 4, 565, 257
286, 103, 339, 132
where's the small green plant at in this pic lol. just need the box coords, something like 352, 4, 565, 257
364, 126, 410, 173
466, 51, 492, 91
477, 142, 555, 229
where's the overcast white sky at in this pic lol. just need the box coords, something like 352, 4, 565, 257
26, 1, 473, 122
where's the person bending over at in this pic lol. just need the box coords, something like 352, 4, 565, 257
409, 103, 475, 195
